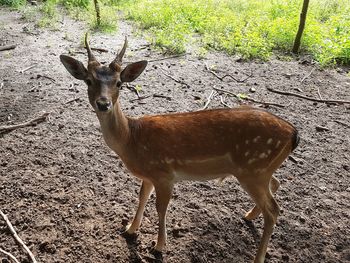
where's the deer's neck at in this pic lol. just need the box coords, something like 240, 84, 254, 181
96, 100, 130, 155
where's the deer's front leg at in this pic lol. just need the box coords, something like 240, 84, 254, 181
126, 179, 154, 234
153, 181, 174, 252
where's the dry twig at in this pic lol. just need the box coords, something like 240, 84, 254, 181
65, 97, 81, 104
153, 94, 172, 100
205, 63, 252, 83
334, 120, 350, 128
90, 47, 108, 53
202, 90, 216, 110
0, 210, 38, 263
125, 84, 141, 98
0, 248, 20, 263
20, 64, 37, 73
0, 112, 49, 134
0, 44, 17, 52
213, 88, 286, 108
315, 125, 330, 132
161, 69, 190, 88
300, 68, 315, 83
37, 74, 55, 82
220, 95, 231, 108
317, 87, 323, 100
131, 44, 151, 52
267, 87, 350, 104
129, 95, 152, 102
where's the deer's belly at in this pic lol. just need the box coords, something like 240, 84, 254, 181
171, 153, 234, 182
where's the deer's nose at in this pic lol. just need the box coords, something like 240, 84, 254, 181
96, 98, 112, 112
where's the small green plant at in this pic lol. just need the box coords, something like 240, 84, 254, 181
0, 0, 26, 8
21, 6, 37, 22
89, 4, 118, 33
60, 0, 90, 9
37, 0, 59, 29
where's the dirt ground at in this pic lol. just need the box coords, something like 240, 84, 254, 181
1, 7, 350, 263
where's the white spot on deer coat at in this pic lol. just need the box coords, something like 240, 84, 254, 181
259, 152, 268, 159
275, 140, 281, 148
165, 157, 175, 164
267, 138, 273, 145
253, 136, 261, 143
248, 158, 257, 164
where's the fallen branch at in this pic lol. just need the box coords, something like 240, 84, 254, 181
0, 44, 16, 52
202, 90, 216, 110
267, 87, 350, 104
0, 112, 49, 134
213, 88, 286, 108
161, 69, 190, 88
205, 63, 252, 83
0, 210, 38, 263
0, 248, 20, 263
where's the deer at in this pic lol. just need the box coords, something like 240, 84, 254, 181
59, 34, 300, 263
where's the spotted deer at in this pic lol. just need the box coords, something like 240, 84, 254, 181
60, 35, 299, 263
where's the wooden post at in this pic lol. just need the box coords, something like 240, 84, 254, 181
292, 0, 310, 53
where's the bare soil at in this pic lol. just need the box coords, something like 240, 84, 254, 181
1, 7, 350, 263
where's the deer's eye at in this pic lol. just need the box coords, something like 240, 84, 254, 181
116, 81, 122, 88
86, 79, 92, 86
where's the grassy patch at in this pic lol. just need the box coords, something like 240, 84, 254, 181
20, 0, 60, 29
119, 0, 350, 66
59, 0, 118, 33
0, 0, 26, 8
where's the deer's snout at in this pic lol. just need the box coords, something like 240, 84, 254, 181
96, 97, 112, 112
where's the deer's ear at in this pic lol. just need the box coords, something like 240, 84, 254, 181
120, 61, 147, 83
60, 55, 88, 80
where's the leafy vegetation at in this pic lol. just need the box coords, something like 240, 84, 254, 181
4, 0, 117, 32
0, 0, 25, 8
120, 0, 350, 66
59, 0, 118, 32
1, 0, 349, 65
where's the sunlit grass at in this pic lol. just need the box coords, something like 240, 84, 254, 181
2, 0, 349, 65
120, 0, 350, 66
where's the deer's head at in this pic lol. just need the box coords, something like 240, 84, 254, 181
60, 34, 147, 113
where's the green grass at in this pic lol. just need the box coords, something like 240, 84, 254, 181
59, 0, 118, 33
2, 0, 349, 65
0, 0, 25, 8
118, 0, 350, 66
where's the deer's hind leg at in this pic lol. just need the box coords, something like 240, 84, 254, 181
244, 175, 280, 220
238, 175, 280, 263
